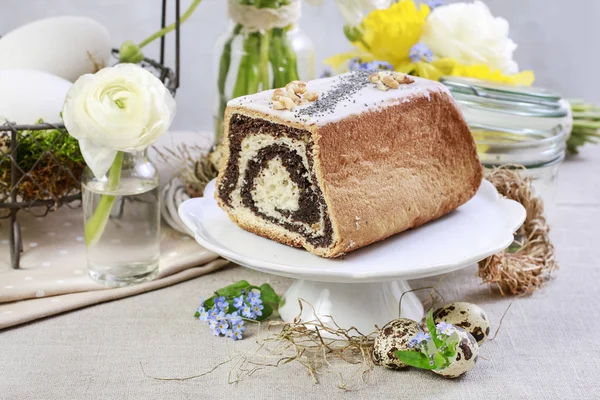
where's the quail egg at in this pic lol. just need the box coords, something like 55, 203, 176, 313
433, 326, 479, 379
208, 142, 227, 171
0, 132, 9, 155
433, 302, 490, 345
372, 318, 423, 369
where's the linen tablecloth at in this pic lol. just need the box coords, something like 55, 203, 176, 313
0, 206, 229, 329
1, 144, 599, 399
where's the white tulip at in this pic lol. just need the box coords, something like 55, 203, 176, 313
62, 63, 176, 178
335, 0, 393, 26
421, 1, 519, 74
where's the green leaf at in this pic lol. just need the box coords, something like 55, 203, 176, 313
426, 309, 444, 349
215, 280, 251, 297
444, 340, 459, 358
432, 353, 447, 369
394, 351, 436, 370
227, 303, 238, 314
193, 311, 200, 318
255, 303, 273, 321
259, 283, 280, 304
204, 296, 216, 308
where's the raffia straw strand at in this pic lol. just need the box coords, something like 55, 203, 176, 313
153, 143, 220, 198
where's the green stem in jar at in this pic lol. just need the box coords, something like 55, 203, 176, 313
218, 24, 243, 119
281, 26, 299, 82
84, 151, 124, 247
232, 35, 251, 99
245, 32, 261, 94
269, 28, 286, 87
258, 30, 271, 90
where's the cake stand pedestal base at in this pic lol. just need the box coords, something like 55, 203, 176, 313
278, 280, 424, 335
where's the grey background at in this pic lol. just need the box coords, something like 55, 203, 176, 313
0, 0, 595, 131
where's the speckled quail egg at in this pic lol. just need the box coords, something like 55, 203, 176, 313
0, 132, 10, 155
433, 302, 490, 345
434, 326, 479, 379
372, 318, 423, 369
208, 142, 227, 171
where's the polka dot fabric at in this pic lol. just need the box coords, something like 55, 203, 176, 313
0, 206, 228, 329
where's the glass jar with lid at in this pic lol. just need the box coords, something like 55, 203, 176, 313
441, 76, 572, 216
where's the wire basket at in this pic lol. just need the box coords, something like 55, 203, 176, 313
1, 0, 182, 268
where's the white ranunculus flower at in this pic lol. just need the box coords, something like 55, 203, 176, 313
335, 0, 393, 26
421, 1, 518, 74
62, 63, 176, 178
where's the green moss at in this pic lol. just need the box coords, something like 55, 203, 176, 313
13, 128, 84, 171
0, 124, 85, 202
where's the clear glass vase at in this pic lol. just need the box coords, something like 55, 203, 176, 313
81, 150, 160, 287
213, 8, 315, 142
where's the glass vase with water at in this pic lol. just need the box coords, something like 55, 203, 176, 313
81, 149, 160, 287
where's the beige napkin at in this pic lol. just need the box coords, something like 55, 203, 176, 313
0, 205, 228, 330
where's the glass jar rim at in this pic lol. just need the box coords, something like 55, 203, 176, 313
441, 76, 569, 118
469, 123, 568, 148
453, 92, 569, 118
470, 122, 567, 167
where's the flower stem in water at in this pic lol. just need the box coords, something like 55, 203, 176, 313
85, 151, 124, 246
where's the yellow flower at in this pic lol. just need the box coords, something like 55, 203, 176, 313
451, 63, 535, 86
396, 58, 456, 81
354, 0, 429, 67
324, 50, 375, 75
325, 0, 535, 86
398, 57, 535, 85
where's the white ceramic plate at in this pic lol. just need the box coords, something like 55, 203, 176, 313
179, 179, 526, 283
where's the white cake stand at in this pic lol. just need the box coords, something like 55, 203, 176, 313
179, 180, 525, 334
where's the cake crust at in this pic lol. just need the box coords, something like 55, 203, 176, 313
313, 90, 482, 256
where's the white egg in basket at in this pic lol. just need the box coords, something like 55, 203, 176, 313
0, 16, 111, 82
0, 69, 72, 124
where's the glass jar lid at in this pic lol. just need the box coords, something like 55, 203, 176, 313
440, 76, 571, 168
440, 76, 569, 118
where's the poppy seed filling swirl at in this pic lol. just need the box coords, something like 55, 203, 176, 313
218, 114, 333, 247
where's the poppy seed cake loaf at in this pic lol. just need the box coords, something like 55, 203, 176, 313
215, 71, 482, 258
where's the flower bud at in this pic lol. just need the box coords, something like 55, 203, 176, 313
343, 25, 364, 43
119, 40, 144, 64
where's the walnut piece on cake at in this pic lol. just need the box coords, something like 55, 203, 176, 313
370, 71, 415, 91
270, 81, 319, 110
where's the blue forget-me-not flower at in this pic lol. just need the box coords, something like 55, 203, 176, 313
409, 42, 434, 63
